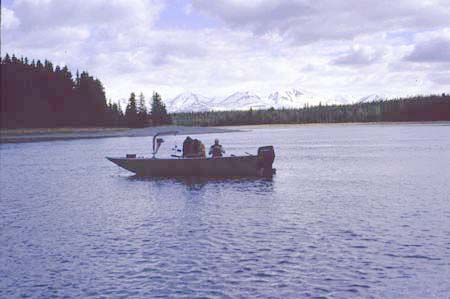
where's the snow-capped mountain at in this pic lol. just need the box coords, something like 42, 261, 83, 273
164, 92, 216, 113
268, 88, 330, 108
163, 89, 385, 113
215, 92, 270, 110
332, 94, 356, 105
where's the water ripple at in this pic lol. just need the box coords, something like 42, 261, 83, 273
1, 124, 450, 298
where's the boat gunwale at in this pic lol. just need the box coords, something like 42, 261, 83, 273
106, 155, 257, 161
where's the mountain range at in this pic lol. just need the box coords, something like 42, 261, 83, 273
162, 89, 385, 113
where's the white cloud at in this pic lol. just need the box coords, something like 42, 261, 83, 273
191, 0, 450, 44
10, 0, 162, 31
405, 37, 450, 63
1, 7, 20, 30
2, 0, 449, 104
428, 71, 450, 85
332, 45, 381, 66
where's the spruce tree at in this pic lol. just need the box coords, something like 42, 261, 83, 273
125, 92, 139, 127
151, 92, 170, 126
4, 53, 11, 63
137, 92, 148, 126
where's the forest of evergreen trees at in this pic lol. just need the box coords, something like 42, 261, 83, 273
1, 54, 448, 129
0, 54, 170, 128
172, 95, 450, 127
124, 92, 171, 127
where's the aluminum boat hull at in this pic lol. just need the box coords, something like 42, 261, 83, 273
107, 155, 274, 177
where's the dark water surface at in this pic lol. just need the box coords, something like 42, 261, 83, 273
1, 124, 450, 298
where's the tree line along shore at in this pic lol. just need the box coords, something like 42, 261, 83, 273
1, 54, 170, 129
1, 54, 449, 130
173, 95, 450, 126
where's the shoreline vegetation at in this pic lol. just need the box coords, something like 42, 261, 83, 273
0, 126, 241, 144
172, 95, 450, 126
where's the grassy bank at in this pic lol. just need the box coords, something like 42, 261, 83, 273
0, 127, 129, 136
0, 126, 241, 144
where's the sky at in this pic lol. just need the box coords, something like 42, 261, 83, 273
2, 0, 450, 103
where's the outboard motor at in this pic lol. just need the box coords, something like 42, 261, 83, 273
257, 146, 275, 177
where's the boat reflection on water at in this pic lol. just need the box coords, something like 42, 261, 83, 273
126, 174, 275, 193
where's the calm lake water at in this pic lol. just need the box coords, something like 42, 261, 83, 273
1, 124, 450, 299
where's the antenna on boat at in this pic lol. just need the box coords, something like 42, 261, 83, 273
152, 130, 179, 158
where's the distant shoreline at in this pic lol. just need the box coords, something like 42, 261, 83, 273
1, 121, 448, 144
0, 126, 242, 144
222, 120, 450, 129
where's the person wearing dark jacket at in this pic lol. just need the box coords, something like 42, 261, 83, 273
183, 136, 193, 157
209, 139, 225, 158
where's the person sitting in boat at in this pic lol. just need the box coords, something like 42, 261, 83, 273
200, 142, 206, 158
192, 139, 201, 156
209, 139, 225, 158
183, 136, 193, 157
193, 139, 206, 158
183, 137, 206, 158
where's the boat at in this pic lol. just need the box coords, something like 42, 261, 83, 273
106, 131, 275, 178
